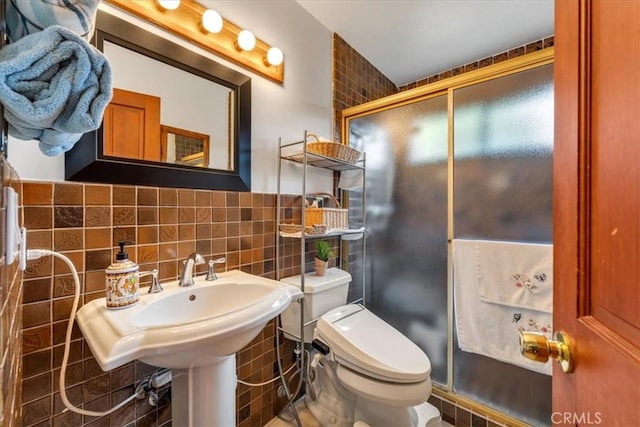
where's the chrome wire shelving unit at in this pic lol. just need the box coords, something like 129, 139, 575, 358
275, 130, 367, 401
275, 129, 366, 300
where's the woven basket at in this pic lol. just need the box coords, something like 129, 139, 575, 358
279, 223, 327, 235
305, 193, 349, 230
306, 134, 361, 164
279, 223, 307, 234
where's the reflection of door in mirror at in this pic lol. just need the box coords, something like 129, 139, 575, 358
103, 40, 233, 171
161, 125, 210, 168
103, 88, 161, 161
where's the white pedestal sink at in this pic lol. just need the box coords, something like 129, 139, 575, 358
171, 358, 237, 425
76, 270, 303, 426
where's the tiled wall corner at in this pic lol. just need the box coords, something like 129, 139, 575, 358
1, 155, 24, 426
333, 32, 554, 145
332, 33, 399, 142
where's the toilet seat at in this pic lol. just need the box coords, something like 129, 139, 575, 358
315, 304, 431, 383
336, 364, 432, 407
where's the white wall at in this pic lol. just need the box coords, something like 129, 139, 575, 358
8, 0, 334, 194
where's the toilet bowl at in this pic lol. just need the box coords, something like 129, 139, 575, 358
308, 304, 441, 427
280, 269, 442, 427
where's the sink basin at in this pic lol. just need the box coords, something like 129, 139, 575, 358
132, 282, 279, 328
77, 270, 303, 370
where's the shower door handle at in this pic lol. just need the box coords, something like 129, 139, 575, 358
519, 330, 575, 373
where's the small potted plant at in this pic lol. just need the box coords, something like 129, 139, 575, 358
314, 240, 334, 276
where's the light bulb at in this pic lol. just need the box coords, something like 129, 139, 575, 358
266, 47, 284, 66
156, 0, 180, 10
202, 9, 223, 33
237, 30, 256, 51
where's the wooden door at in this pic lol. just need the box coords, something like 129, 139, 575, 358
554, 0, 640, 425
103, 88, 161, 161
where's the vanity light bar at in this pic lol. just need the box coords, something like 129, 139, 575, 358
106, 0, 284, 84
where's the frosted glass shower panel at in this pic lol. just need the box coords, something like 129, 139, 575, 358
453, 64, 553, 241
347, 94, 449, 384
452, 64, 553, 426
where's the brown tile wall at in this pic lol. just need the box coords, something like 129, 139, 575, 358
1, 155, 23, 426
19, 182, 310, 427
332, 33, 398, 142
428, 393, 525, 427
397, 36, 554, 92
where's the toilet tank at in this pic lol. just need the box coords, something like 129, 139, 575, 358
280, 268, 351, 343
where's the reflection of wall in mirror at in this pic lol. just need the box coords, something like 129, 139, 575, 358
103, 40, 232, 170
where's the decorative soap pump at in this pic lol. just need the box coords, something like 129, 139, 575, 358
105, 241, 140, 309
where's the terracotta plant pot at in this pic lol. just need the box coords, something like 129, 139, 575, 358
314, 257, 328, 276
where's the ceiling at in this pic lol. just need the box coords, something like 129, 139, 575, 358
297, 0, 554, 87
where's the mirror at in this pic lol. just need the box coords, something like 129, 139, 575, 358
65, 11, 251, 191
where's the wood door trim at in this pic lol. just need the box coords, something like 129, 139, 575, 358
580, 316, 640, 364
577, 0, 592, 319
553, 0, 580, 413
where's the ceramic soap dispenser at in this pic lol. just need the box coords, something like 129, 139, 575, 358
105, 241, 139, 309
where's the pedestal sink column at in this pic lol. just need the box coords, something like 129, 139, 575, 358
172, 356, 237, 426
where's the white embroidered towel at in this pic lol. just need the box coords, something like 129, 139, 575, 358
453, 239, 552, 375
475, 240, 553, 313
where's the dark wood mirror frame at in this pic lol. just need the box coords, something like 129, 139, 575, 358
65, 11, 251, 191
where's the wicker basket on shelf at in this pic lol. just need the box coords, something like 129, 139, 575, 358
279, 223, 327, 235
305, 193, 349, 230
307, 133, 361, 164
278, 224, 307, 234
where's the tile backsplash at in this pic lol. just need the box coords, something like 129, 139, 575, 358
20, 181, 307, 427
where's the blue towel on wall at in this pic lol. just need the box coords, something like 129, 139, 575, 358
6, 0, 100, 43
0, 25, 112, 156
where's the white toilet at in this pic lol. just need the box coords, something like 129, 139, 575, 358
281, 268, 442, 427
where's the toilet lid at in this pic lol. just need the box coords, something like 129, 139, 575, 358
315, 305, 431, 383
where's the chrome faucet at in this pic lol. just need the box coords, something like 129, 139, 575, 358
179, 252, 205, 287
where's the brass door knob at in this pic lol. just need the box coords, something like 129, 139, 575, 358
519, 330, 575, 373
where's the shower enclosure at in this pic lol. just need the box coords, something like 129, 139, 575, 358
343, 51, 553, 426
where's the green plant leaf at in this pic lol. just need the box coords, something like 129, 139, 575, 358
314, 240, 334, 261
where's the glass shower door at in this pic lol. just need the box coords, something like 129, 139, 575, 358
347, 94, 449, 384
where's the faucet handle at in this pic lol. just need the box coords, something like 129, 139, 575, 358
148, 269, 162, 294
206, 257, 226, 281
140, 269, 163, 294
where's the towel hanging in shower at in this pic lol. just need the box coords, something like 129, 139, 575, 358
452, 239, 553, 375
475, 240, 552, 313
